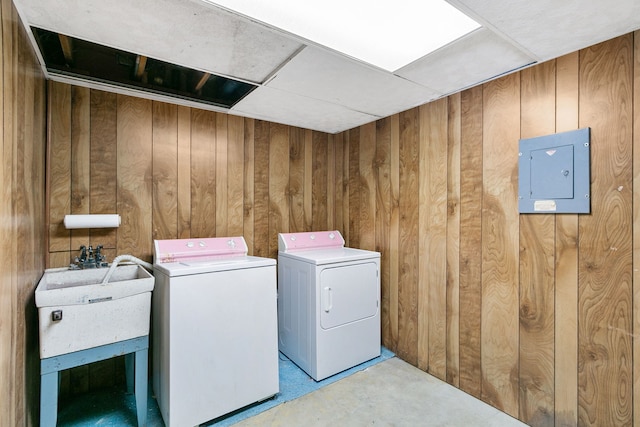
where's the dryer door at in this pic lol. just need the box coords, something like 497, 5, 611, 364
319, 261, 379, 330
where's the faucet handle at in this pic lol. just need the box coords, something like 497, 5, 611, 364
94, 245, 108, 266
72, 244, 108, 269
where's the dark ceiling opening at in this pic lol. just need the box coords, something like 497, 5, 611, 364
31, 27, 257, 109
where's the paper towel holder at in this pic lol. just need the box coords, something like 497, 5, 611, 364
63, 214, 121, 229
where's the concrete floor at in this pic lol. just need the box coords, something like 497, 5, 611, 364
57, 353, 528, 426
235, 357, 527, 427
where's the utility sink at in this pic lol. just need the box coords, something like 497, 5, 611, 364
35, 265, 154, 359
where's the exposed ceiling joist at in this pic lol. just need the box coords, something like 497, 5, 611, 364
195, 72, 210, 91
134, 55, 147, 79
57, 34, 72, 63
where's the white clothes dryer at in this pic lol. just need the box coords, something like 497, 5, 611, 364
152, 237, 278, 427
277, 230, 380, 381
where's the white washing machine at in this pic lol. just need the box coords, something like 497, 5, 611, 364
152, 236, 278, 427
277, 230, 380, 381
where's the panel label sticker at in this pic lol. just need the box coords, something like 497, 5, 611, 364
534, 200, 557, 212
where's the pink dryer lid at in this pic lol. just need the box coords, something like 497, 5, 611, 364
278, 230, 345, 252
154, 236, 248, 264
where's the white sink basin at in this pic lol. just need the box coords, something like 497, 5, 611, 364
35, 265, 154, 358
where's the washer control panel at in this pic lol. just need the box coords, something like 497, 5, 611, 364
154, 236, 248, 263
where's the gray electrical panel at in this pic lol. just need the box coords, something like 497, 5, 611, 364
518, 128, 590, 214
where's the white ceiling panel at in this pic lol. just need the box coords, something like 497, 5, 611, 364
13, 0, 640, 133
450, 0, 640, 61
232, 85, 379, 134
265, 47, 442, 118
396, 28, 535, 95
16, 0, 303, 83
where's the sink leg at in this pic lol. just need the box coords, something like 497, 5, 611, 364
125, 353, 134, 394
135, 347, 148, 427
40, 370, 58, 427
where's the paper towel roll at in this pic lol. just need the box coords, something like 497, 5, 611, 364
64, 214, 121, 229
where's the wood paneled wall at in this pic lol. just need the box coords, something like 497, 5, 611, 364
0, 0, 47, 425
47, 87, 337, 266
356, 33, 635, 427
46, 32, 640, 427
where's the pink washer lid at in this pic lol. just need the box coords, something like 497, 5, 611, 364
154, 236, 248, 263
278, 230, 345, 252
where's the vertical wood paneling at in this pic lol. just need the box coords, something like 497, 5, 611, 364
375, 117, 392, 349
459, 85, 483, 398
418, 104, 430, 372
152, 102, 178, 240
1, 25, 12, 426
243, 118, 255, 252
25, 35, 46, 427
446, 93, 461, 387
519, 61, 556, 427
253, 120, 270, 257
70, 86, 91, 253
333, 132, 345, 233
289, 127, 306, 232
116, 95, 153, 260
358, 123, 375, 250
0, 4, 16, 405
578, 35, 633, 426
0, 7, 16, 408
16, 15, 39, 424
633, 30, 640, 427
190, 109, 216, 238
397, 107, 419, 365
481, 73, 520, 417
215, 113, 228, 236
1, 0, 14, 314
0, 0, 47, 423
1, 9, 18, 376
388, 114, 400, 354
313, 131, 329, 232
555, 51, 579, 427
420, 99, 448, 379
342, 132, 350, 241
227, 114, 244, 236
326, 134, 336, 230
89, 90, 117, 251
48, 81, 71, 252
16, 48, 28, 425
177, 106, 191, 239
348, 128, 360, 247
304, 130, 313, 231
268, 123, 289, 257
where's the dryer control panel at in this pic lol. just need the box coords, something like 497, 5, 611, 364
278, 230, 345, 252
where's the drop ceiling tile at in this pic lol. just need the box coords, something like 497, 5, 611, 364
16, 0, 640, 135
232, 85, 379, 134
396, 28, 535, 95
16, 0, 302, 83
265, 46, 441, 118
451, 0, 640, 61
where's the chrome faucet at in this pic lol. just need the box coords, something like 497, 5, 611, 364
70, 245, 108, 269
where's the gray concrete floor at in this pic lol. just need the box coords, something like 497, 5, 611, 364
234, 357, 527, 427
